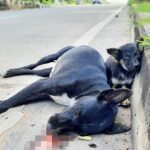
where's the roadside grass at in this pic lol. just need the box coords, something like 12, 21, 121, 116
129, 1, 150, 24
139, 36, 150, 48
140, 17, 150, 24
133, 2, 150, 13
128, 0, 135, 6
129, 0, 150, 48
128, 0, 150, 12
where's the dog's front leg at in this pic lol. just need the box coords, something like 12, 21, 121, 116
0, 78, 56, 114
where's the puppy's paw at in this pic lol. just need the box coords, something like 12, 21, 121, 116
119, 99, 130, 108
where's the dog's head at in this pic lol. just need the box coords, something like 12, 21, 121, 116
107, 40, 144, 72
46, 89, 132, 135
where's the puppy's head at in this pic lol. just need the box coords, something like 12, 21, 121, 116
107, 41, 143, 72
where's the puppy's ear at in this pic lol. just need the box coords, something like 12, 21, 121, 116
107, 48, 119, 58
98, 89, 132, 104
136, 37, 144, 52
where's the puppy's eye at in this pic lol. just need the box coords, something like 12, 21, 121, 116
135, 52, 141, 58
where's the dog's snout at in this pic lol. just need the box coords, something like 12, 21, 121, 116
130, 57, 140, 70
49, 113, 72, 127
135, 63, 140, 68
134, 59, 140, 68
49, 114, 60, 126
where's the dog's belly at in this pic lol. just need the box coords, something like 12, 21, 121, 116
49, 62, 56, 77
50, 94, 77, 106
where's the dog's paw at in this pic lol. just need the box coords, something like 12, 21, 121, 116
1, 69, 16, 78
0, 72, 8, 78
104, 123, 131, 134
0, 101, 8, 114
0, 72, 6, 78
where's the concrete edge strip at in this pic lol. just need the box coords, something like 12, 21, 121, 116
73, 6, 125, 46
131, 9, 150, 150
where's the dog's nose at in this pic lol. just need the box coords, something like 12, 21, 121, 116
134, 62, 140, 69
135, 64, 141, 71
49, 114, 60, 126
133, 59, 140, 68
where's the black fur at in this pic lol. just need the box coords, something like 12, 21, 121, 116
105, 42, 143, 89
0, 45, 132, 135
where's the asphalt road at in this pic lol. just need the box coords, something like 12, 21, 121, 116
0, 4, 131, 150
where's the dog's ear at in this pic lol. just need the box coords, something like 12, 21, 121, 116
98, 89, 132, 104
107, 48, 119, 58
136, 37, 144, 52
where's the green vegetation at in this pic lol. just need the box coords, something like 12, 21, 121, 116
20, 0, 54, 5
129, 0, 150, 47
83, 0, 90, 4
140, 17, 150, 24
133, 2, 150, 12
61, 0, 75, 5
40, 0, 54, 5
61, 0, 91, 5
0, 0, 91, 9
139, 36, 150, 48
128, 0, 135, 5
129, 0, 150, 12
129, 0, 150, 24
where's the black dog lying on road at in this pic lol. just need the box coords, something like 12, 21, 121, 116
0, 45, 132, 135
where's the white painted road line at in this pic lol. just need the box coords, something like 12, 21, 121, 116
73, 6, 125, 46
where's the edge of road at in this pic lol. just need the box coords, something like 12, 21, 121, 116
131, 7, 150, 150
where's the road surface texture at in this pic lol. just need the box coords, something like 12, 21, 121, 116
0, 4, 132, 150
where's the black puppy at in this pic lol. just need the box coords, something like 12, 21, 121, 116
0, 45, 132, 135
105, 41, 143, 107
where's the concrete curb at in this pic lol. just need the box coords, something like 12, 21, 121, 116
131, 8, 150, 150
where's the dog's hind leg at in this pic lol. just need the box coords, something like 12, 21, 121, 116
21, 46, 74, 69
2, 46, 74, 78
0, 93, 53, 113
0, 76, 65, 113
3, 68, 52, 78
